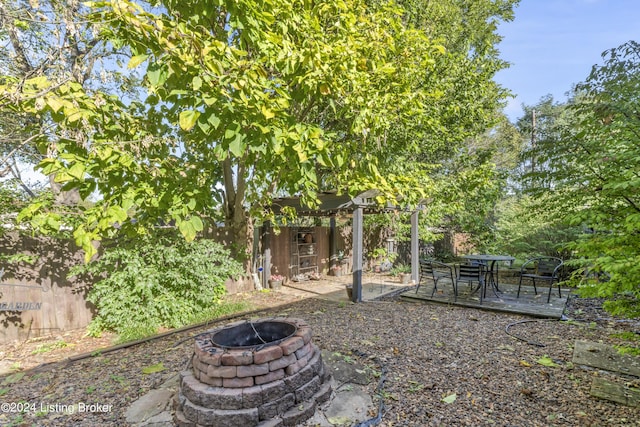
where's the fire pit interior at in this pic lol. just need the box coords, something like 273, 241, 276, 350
210, 320, 296, 348
174, 318, 333, 427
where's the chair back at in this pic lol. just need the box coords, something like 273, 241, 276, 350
536, 257, 562, 277
420, 260, 434, 277
420, 260, 454, 280
457, 264, 483, 281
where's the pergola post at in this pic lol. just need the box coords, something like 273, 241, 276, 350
411, 210, 419, 283
352, 206, 364, 302
329, 216, 337, 268
262, 220, 272, 289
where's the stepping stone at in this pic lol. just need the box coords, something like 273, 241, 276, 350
125, 389, 174, 424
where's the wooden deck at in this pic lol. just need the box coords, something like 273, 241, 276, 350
400, 279, 570, 319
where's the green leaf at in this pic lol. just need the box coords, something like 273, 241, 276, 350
207, 113, 221, 129
190, 216, 204, 232
178, 219, 197, 241
142, 362, 165, 374
441, 393, 457, 404
536, 355, 559, 367
107, 205, 128, 223
224, 128, 236, 140
179, 110, 200, 131
128, 54, 149, 69
46, 216, 61, 231
192, 76, 202, 90
45, 96, 64, 113
68, 163, 86, 180
261, 105, 275, 119
229, 134, 245, 157
147, 63, 168, 86
39, 158, 59, 175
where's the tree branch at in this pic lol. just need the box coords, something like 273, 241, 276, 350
8, 158, 37, 198
0, 132, 47, 169
0, 3, 34, 74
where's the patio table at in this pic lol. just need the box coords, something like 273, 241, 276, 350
460, 254, 515, 297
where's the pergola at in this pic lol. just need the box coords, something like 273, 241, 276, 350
266, 190, 422, 302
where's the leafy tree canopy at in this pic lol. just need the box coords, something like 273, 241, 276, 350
522, 41, 640, 317
2, 0, 518, 264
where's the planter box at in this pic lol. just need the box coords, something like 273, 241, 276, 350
268, 280, 283, 290
345, 285, 353, 300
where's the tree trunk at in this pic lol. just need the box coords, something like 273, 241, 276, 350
222, 157, 254, 272
49, 174, 81, 206
226, 208, 254, 273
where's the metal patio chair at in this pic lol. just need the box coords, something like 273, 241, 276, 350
456, 263, 487, 302
517, 257, 564, 303
417, 260, 456, 301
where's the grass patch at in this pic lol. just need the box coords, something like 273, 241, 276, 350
114, 299, 253, 344
610, 331, 640, 342
191, 300, 253, 324
31, 340, 72, 355
614, 345, 640, 356
610, 331, 640, 356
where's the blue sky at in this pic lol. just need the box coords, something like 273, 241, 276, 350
495, 0, 639, 121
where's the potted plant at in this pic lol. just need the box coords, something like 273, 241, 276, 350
369, 248, 388, 273
330, 264, 343, 277
398, 264, 411, 285
369, 248, 397, 272
268, 274, 284, 290
391, 264, 412, 284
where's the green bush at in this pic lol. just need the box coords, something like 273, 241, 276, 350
71, 234, 244, 342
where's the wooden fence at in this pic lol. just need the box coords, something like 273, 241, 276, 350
0, 232, 255, 344
0, 232, 94, 343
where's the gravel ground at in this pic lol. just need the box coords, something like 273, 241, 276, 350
1, 290, 639, 426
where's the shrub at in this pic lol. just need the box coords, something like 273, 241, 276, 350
71, 234, 243, 342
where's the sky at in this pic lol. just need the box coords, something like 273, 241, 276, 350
494, 0, 639, 121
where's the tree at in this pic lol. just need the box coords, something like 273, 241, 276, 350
3, 0, 519, 266
5, 0, 445, 262
0, 0, 140, 205
524, 41, 640, 317
514, 94, 576, 193
370, 0, 520, 250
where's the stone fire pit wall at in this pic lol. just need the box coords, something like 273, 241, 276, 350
174, 318, 333, 427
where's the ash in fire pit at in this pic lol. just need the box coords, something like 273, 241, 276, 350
174, 318, 332, 427
210, 320, 296, 349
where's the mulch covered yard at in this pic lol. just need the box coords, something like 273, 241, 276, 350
1, 291, 639, 426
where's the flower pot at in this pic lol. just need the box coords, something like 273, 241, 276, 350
345, 285, 353, 300
399, 273, 411, 284
332, 268, 343, 277
268, 280, 283, 290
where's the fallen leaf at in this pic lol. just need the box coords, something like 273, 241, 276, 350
536, 355, 559, 367
142, 362, 165, 374
442, 393, 457, 404
497, 344, 515, 351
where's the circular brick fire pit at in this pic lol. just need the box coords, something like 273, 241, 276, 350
174, 318, 332, 427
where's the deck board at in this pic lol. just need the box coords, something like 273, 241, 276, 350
400, 280, 569, 319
